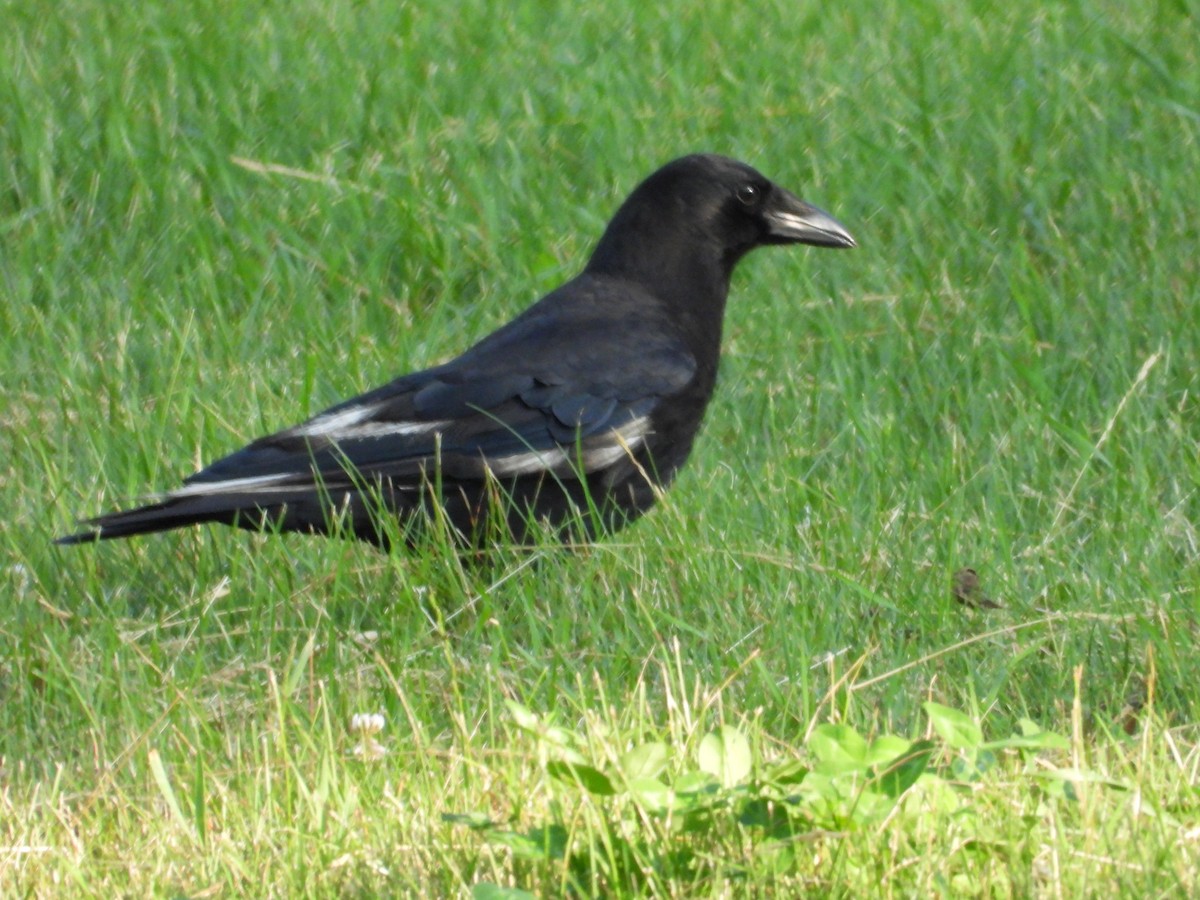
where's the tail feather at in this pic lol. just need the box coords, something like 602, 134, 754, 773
55, 481, 415, 546
56, 495, 269, 545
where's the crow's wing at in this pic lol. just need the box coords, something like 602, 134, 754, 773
175, 286, 696, 500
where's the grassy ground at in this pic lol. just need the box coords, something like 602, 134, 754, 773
3, 0, 1199, 895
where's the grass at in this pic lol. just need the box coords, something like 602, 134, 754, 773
3, 0, 1199, 894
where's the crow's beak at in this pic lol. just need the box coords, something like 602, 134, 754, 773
765, 189, 856, 249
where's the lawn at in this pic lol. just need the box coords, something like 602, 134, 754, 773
3, 0, 1199, 895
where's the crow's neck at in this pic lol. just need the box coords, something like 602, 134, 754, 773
586, 214, 734, 358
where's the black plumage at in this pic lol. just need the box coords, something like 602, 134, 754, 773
58, 154, 854, 548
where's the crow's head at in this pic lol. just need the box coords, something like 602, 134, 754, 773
588, 153, 854, 279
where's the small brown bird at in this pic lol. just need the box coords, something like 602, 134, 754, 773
952, 567, 1001, 610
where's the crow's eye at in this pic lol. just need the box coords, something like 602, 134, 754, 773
736, 183, 761, 207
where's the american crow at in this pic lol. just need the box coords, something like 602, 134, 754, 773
58, 154, 854, 548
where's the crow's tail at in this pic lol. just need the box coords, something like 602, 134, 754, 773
55, 496, 258, 545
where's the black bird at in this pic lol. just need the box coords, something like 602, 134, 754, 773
58, 154, 854, 548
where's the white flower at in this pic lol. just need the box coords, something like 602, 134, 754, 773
350, 712, 386, 735
349, 712, 388, 760
352, 737, 388, 760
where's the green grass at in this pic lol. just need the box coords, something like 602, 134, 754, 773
3, 0, 1200, 894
